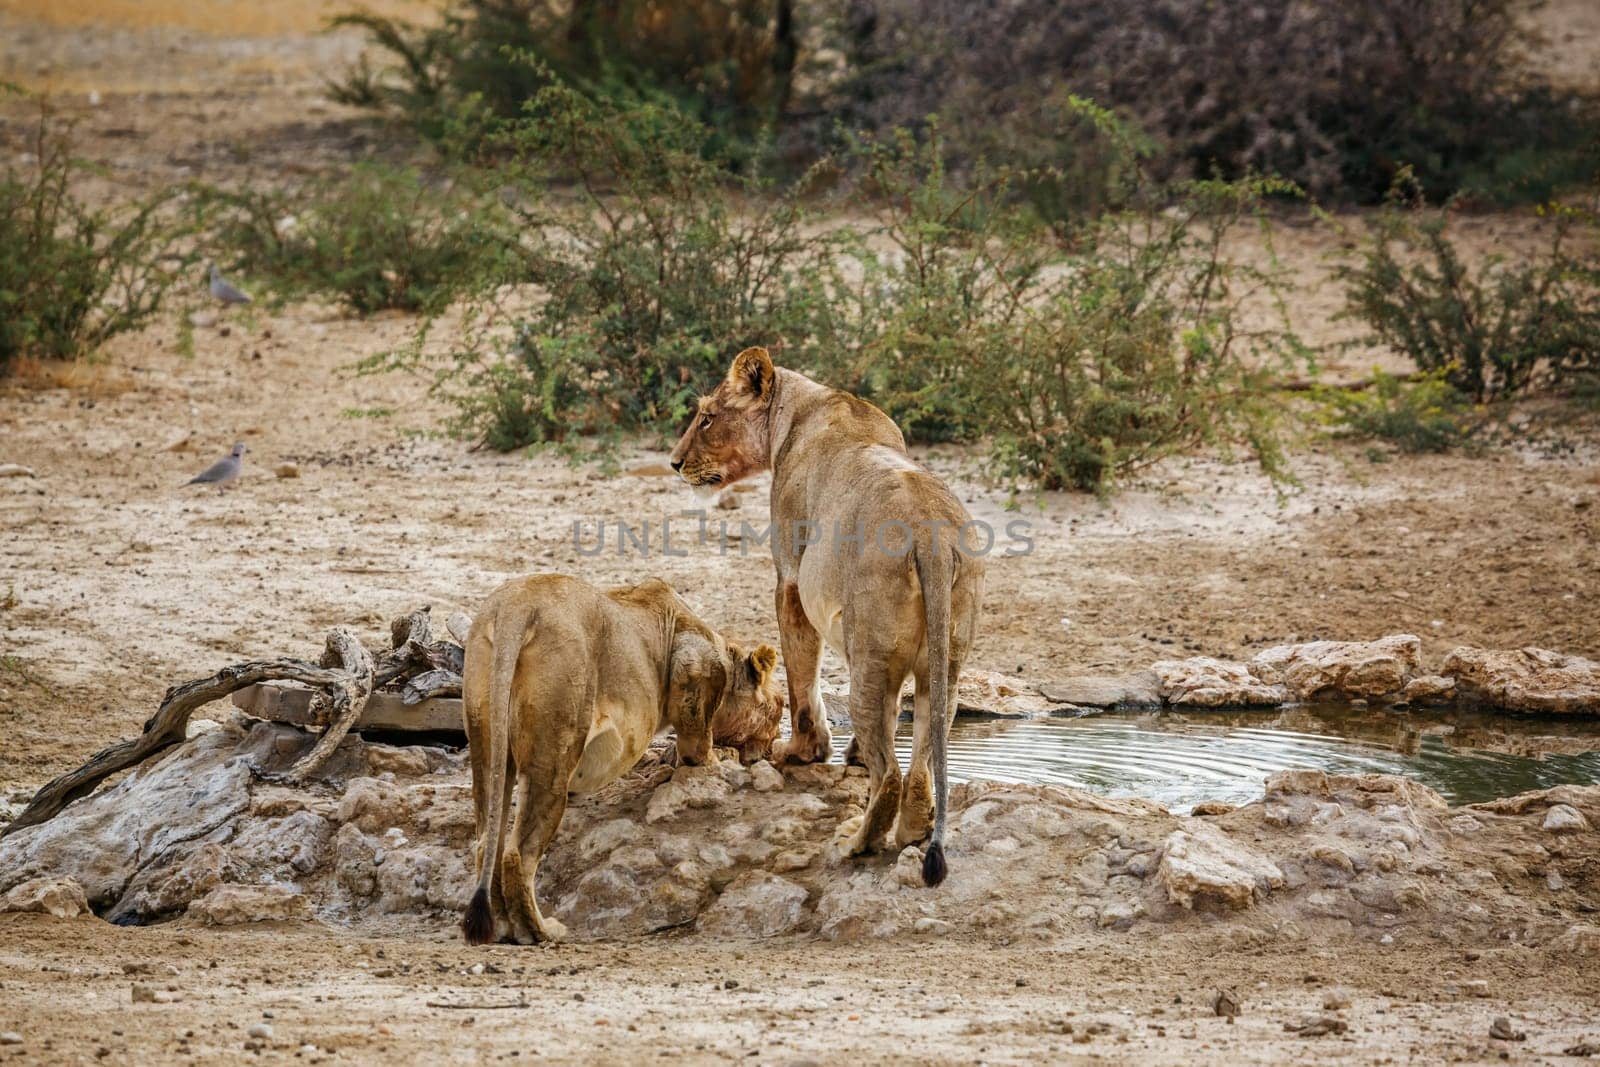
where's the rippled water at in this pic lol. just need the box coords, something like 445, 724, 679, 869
831, 705, 1600, 813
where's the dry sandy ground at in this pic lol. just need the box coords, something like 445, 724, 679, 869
2, 5, 1600, 1064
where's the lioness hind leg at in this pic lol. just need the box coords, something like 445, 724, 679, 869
503, 769, 571, 944
894, 670, 935, 848
841, 671, 902, 857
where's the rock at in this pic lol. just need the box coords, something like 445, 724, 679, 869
913, 917, 951, 935
1321, 988, 1352, 1010
131, 984, 175, 1004
699, 871, 808, 937
1251, 635, 1421, 702
1459, 980, 1490, 998
0, 875, 90, 918
1489, 1016, 1526, 1042
1210, 989, 1241, 1017
770, 849, 813, 873
1190, 800, 1235, 817
186, 884, 308, 925
1442, 646, 1600, 714
0, 726, 252, 909
0, 464, 37, 478
1152, 657, 1288, 707
1037, 671, 1161, 708
647, 766, 732, 824
365, 746, 432, 778
273, 463, 300, 479
1554, 925, 1600, 956
749, 761, 785, 793
906, 669, 1057, 718
894, 847, 925, 888
1285, 1014, 1348, 1037
1257, 636, 1420, 700
1543, 804, 1590, 833
0, 1032, 19, 1045
1403, 675, 1456, 705
247, 1023, 274, 1040
1158, 823, 1284, 909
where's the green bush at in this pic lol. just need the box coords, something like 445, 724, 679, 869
0, 112, 188, 372
367, 81, 842, 447
818, 122, 1306, 492
195, 163, 515, 315
1318, 369, 1475, 454
1337, 198, 1600, 402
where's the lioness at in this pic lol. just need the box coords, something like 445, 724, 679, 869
669, 347, 983, 886
460, 574, 783, 944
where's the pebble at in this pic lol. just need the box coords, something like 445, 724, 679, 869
1489, 1016, 1526, 1042
913, 917, 951, 935
246, 1023, 273, 1040
0, 1032, 21, 1046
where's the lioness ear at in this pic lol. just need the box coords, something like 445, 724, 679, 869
726, 347, 774, 407
746, 643, 778, 685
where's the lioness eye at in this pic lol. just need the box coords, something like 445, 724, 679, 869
699, 414, 713, 429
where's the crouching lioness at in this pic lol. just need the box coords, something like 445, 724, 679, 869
669, 347, 984, 887
461, 574, 783, 945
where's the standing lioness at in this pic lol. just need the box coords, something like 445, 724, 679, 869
669, 348, 984, 886
461, 574, 782, 944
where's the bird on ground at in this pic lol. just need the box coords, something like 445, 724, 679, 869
208, 264, 251, 306
187, 442, 247, 492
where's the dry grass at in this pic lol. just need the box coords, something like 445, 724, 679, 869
1, 0, 437, 37
4, 356, 136, 398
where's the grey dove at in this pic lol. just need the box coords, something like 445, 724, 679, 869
187, 442, 247, 492
208, 263, 251, 306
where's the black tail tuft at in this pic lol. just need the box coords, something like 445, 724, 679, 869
462, 887, 494, 945
921, 841, 948, 887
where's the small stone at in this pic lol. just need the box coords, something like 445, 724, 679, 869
723, 978, 739, 990
913, 918, 951, 935
1460, 980, 1490, 998
1489, 1017, 1526, 1042
1285, 1013, 1348, 1037
274, 463, 300, 479
246, 1023, 273, 1040
1543, 805, 1589, 833
0, 1032, 21, 1046
749, 761, 784, 793
1190, 800, 1235, 817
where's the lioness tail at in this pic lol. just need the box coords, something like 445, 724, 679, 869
462, 603, 533, 945
914, 538, 955, 888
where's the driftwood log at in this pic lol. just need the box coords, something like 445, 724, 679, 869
1, 608, 465, 840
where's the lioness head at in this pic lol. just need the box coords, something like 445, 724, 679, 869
711, 641, 785, 762
669, 347, 775, 489
671, 633, 784, 765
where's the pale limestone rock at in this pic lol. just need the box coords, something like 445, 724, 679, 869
0, 876, 90, 918
1250, 635, 1421, 701
1158, 822, 1283, 909
750, 761, 785, 793
1554, 924, 1600, 956
647, 765, 732, 824
1152, 657, 1288, 707
579, 819, 640, 863
1038, 671, 1161, 708
913, 917, 951, 935
700, 871, 808, 937
1542, 804, 1589, 833
186, 883, 308, 924
1443, 646, 1600, 714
